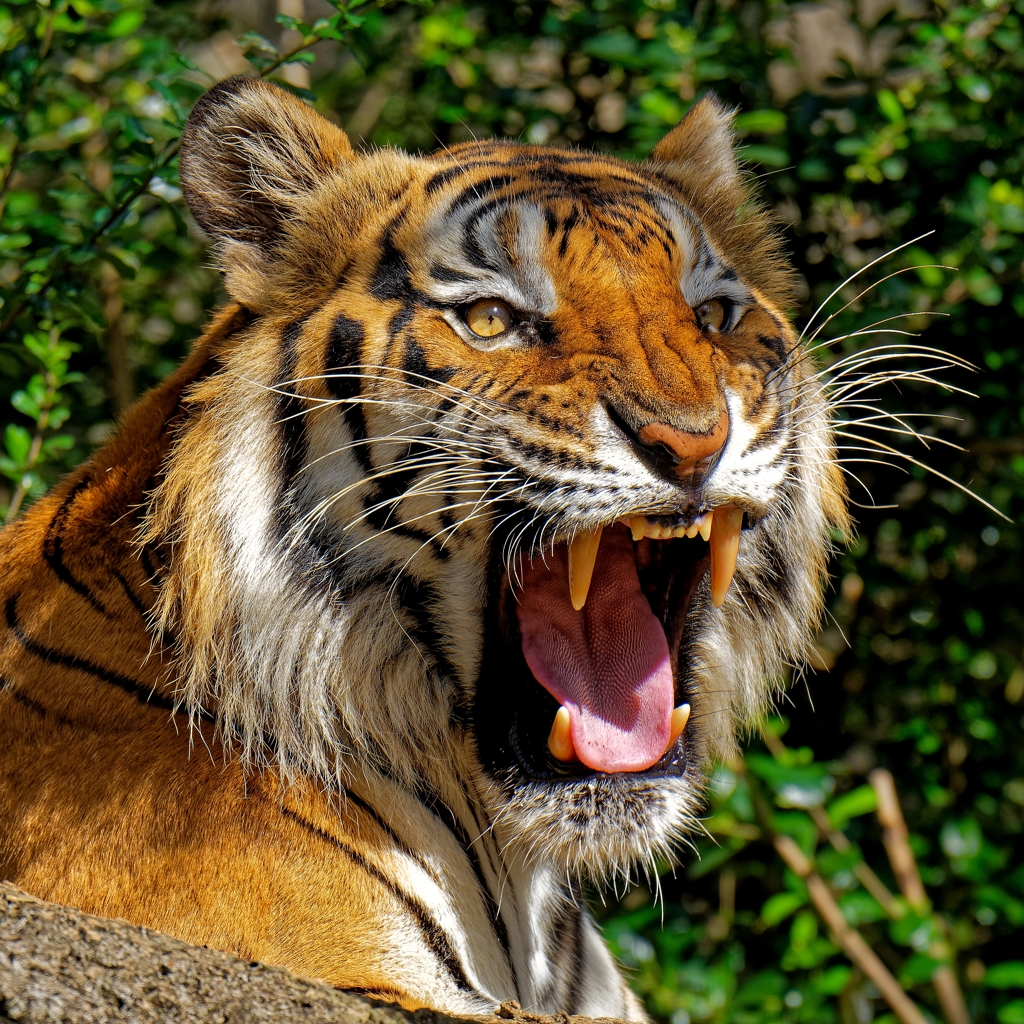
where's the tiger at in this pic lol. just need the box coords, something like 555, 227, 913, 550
0, 76, 848, 1016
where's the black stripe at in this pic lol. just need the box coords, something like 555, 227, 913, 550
403, 338, 455, 386
414, 782, 515, 980
423, 159, 516, 195
757, 332, 788, 360
278, 315, 311, 487
4, 594, 209, 720
342, 787, 442, 885
428, 263, 475, 284
565, 907, 585, 1011
281, 806, 479, 995
446, 174, 516, 213
2, 679, 80, 729
558, 205, 581, 258
42, 478, 108, 615
324, 312, 371, 473
111, 567, 149, 617
370, 222, 412, 302
2, 679, 48, 719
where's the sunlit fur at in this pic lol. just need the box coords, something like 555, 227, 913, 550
0, 77, 849, 1014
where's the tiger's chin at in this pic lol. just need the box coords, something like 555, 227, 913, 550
472, 514, 732, 876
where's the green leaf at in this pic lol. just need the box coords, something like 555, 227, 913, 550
987, 962, 1024, 989
827, 785, 877, 827
746, 753, 835, 808
4, 423, 32, 465
957, 75, 992, 103
0, 232, 32, 252
107, 10, 145, 37
41, 434, 73, 458
761, 891, 806, 926
838, 890, 886, 926
121, 116, 154, 145
740, 145, 789, 167
999, 1001, 1024, 1024
584, 29, 639, 63
941, 818, 982, 860
899, 953, 944, 986
10, 390, 40, 420
275, 13, 312, 33
814, 965, 852, 995
237, 30, 280, 56
734, 109, 786, 135
877, 89, 904, 123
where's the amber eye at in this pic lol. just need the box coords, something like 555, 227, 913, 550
696, 299, 727, 332
465, 299, 513, 338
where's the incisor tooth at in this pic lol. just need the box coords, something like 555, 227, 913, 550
568, 525, 603, 611
709, 506, 743, 607
548, 706, 576, 762
669, 703, 691, 746
698, 514, 713, 542
629, 517, 646, 542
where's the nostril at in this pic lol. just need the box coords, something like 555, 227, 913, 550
638, 412, 729, 464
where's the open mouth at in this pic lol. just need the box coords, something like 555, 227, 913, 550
472, 507, 744, 784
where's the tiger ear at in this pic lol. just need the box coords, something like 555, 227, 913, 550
180, 76, 355, 307
646, 93, 743, 209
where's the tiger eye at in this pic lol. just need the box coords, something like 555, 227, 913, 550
696, 299, 726, 331
466, 299, 512, 338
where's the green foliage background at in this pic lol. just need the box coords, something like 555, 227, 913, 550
2, 0, 1023, 1021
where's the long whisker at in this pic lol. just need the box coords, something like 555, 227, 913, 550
796, 231, 936, 343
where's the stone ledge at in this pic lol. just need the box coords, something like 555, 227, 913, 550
0, 882, 627, 1024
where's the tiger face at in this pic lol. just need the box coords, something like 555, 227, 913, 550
164, 78, 848, 885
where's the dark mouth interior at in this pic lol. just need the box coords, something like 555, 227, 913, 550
472, 524, 711, 784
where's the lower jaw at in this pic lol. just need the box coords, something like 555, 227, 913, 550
471, 540, 711, 787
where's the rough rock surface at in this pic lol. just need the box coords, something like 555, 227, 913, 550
0, 882, 626, 1024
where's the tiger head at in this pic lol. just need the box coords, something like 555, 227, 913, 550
157, 77, 848, 881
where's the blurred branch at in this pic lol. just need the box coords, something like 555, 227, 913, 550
763, 724, 903, 916
741, 761, 930, 1024
808, 804, 904, 919
870, 769, 972, 1024
870, 769, 929, 908
100, 263, 132, 413
774, 834, 929, 1024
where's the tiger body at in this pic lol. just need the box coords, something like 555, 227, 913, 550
0, 78, 847, 1014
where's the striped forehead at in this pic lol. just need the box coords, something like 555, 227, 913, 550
410, 148, 749, 313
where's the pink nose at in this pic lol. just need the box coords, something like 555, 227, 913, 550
638, 411, 729, 478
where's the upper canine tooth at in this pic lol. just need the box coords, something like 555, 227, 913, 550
548, 706, 577, 762
669, 703, 691, 746
709, 506, 743, 607
568, 525, 603, 611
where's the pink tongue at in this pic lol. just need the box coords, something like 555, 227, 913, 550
515, 527, 673, 773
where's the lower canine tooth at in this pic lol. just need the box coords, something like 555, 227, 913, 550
669, 703, 691, 745
548, 706, 577, 762
709, 506, 743, 607
568, 525, 603, 611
